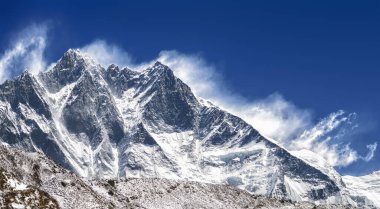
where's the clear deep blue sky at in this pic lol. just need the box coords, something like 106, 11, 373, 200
0, 0, 379, 175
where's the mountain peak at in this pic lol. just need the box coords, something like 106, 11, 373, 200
145, 61, 173, 77
57, 48, 98, 69
153, 61, 166, 67
38, 49, 103, 92
59, 49, 85, 67
51, 48, 104, 75
10, 70, 34, 85
62, 48, 85, 62
65, 48, 82, 55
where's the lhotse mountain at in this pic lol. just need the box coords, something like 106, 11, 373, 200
0, 49, 378, 208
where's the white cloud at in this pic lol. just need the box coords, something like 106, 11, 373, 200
80, 40, 133, 68
157, 50, 225, 101
291, 110, 353, 151
0, 24, 47, 83
231, 94, 312, 143
361, 142, 378, 162
290, 111, 360, 167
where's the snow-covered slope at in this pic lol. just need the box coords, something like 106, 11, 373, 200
343, 171, 380, 208
1, 144, 357, 209
95, 178, 359, 209
0, 49, 375, 207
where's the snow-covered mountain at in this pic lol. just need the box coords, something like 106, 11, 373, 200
0, 49, 377, 208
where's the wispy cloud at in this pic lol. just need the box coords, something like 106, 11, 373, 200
81, 40, 133, 68
290, 111, 360, 166
0, 24, 47, 83
361, 142, 378, 162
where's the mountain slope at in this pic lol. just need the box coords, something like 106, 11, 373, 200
0, 143, 359, 209
343, 172, 380, 208
0, 49, 374, 207
0, 143, 120, 208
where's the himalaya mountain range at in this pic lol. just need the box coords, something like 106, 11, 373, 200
0, 49, 379, 208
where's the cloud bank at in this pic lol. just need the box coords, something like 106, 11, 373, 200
0, 26, 376, 168
0, 24, 47, 83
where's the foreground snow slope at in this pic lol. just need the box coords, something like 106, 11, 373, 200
1, 144, 358, 209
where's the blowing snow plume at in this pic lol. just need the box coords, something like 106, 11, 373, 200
0, 24, 48, 83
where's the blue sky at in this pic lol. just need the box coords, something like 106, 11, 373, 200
0, 0, 379, 175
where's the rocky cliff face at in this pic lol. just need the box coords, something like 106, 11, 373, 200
0, 49, 376, 207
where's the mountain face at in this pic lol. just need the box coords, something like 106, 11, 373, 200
0, 49, 376, 208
